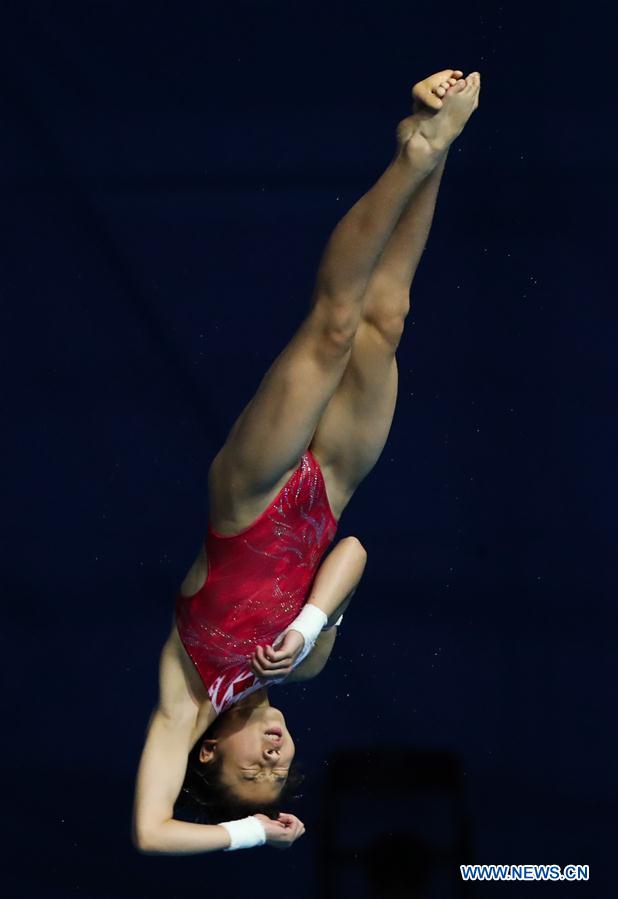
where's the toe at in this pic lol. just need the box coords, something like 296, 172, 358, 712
413, 69, 465, 108
433, 68, 460, 82
425, 69, 464, 91
412, 80, 443, 110
449, 78, 467, 94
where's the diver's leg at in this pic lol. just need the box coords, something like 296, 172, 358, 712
212, 123, 439, 508
310, 73, 481, 509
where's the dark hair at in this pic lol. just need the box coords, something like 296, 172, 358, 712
173, 717, 305, 825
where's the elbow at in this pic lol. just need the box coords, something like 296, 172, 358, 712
344, 535, 367, 567
132, 828, 152, 855
132, 822, 162, 856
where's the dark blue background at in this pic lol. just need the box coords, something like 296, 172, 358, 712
2, 1, 616, 896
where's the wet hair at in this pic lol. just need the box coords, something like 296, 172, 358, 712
173, 716, 305, 825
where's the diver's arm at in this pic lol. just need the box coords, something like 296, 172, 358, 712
283, 627, 337, 682
305, 536, 366, 621
132, 634, 231, 854
132, 706, 233, 854
323, 579, 359, 629
284, 581, 358, 682
251, 537, 366, 679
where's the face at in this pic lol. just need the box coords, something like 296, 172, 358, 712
200, 703, 296, 804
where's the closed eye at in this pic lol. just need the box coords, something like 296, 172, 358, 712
241, 765, 289, 775
242, 773, 288, 782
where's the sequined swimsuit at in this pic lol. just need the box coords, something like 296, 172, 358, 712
175, 449, 338, 715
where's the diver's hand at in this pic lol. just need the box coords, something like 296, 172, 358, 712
250, 631, 305, 679
254, 813, 306, 849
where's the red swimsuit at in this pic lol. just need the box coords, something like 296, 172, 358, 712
175, 449, 338, 715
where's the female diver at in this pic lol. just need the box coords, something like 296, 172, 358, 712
132, 68, 481, 856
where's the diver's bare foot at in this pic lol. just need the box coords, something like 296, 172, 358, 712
412, 69, 464, 111
397, 71, 481, 167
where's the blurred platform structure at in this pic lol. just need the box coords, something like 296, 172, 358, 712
317, 748, 474, 899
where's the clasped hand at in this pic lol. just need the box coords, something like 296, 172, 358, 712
254, 813, 305, 848
250, 629, 304, 679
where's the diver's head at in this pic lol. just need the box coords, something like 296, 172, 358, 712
177, 691, 302, 822
201, 699, 296, 803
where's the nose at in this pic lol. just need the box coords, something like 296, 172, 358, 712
263, 746, 280, 761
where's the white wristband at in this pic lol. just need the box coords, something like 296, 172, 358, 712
322, 612, 344, 631
273, 603, 328, 663
220, 815, 267, 851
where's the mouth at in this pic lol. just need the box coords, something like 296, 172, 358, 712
264, 726, 283, 740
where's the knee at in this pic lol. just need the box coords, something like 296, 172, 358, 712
362, 281, 410, 348
313, 292, 362, 351
364, 305, 409, 350
325, 322, 358, 354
